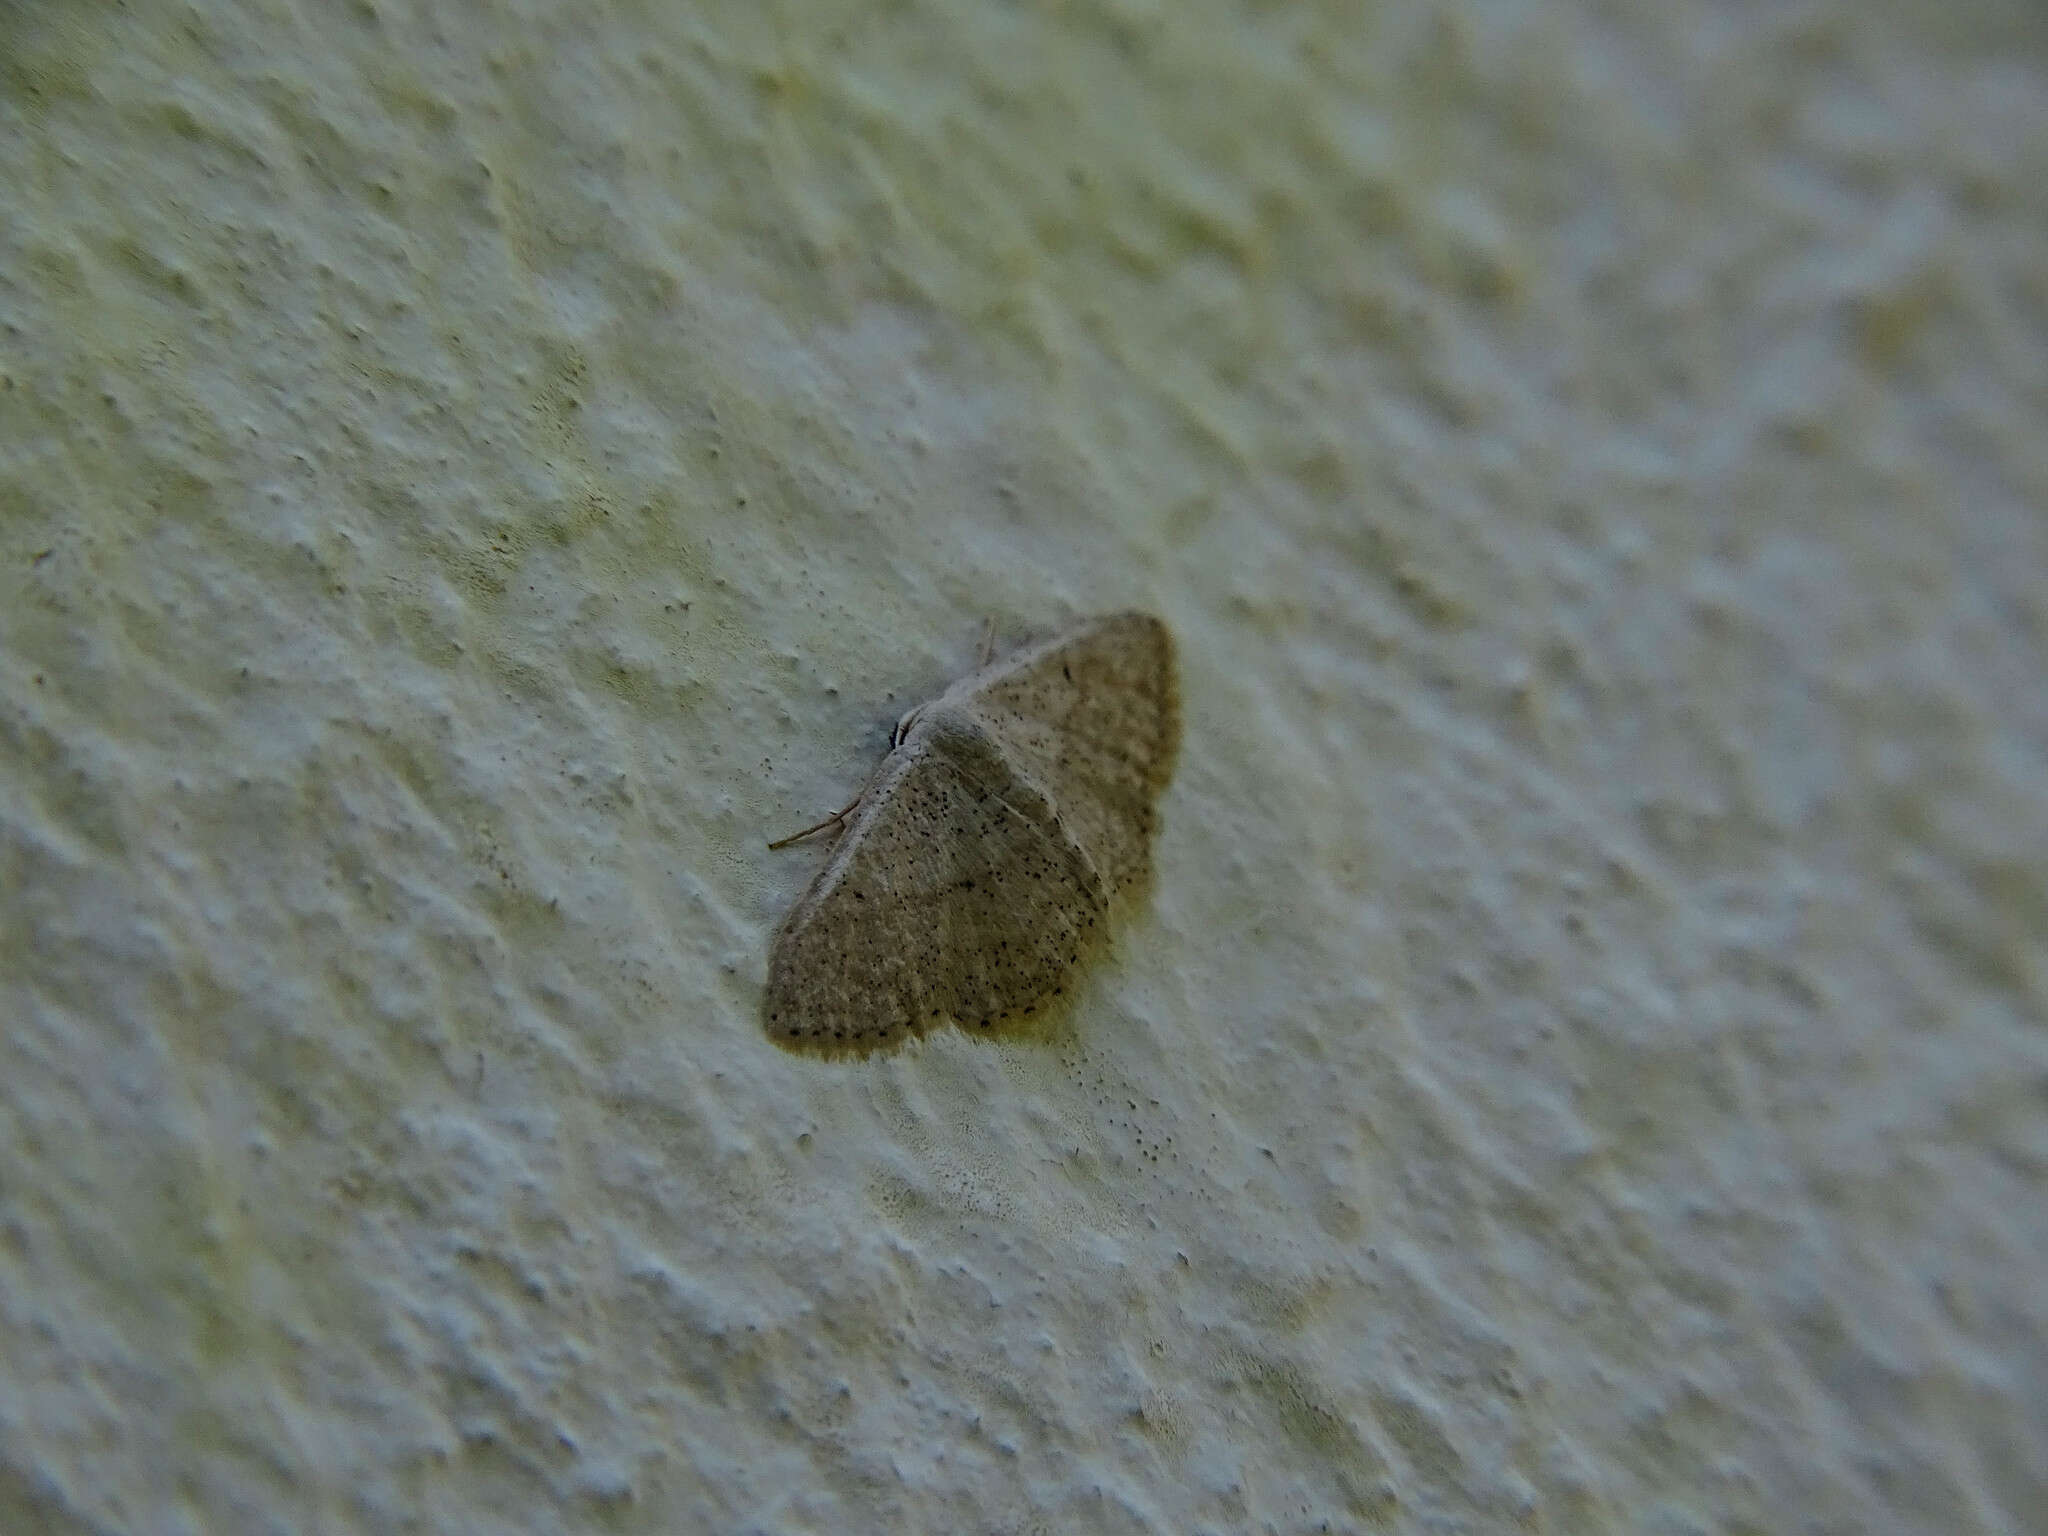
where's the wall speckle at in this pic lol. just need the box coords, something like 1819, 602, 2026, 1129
3, 0, 2044, 1531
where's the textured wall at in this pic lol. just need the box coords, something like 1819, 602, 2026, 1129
3, 1, 2045, 1531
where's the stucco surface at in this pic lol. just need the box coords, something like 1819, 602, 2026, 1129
3, 1, 2045, 1531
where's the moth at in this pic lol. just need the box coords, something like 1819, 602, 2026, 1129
764, 612, 1179, 1055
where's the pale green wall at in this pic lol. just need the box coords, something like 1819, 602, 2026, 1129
3, 1, 2045, 1530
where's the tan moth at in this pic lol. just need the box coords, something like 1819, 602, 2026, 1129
764, 612, 1179, 1056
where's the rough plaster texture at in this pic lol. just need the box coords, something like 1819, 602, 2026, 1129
3, 1, 2045, 1531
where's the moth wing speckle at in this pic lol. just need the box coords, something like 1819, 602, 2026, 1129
763, 737, 1105, 1055
960, 611, 1179, 896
